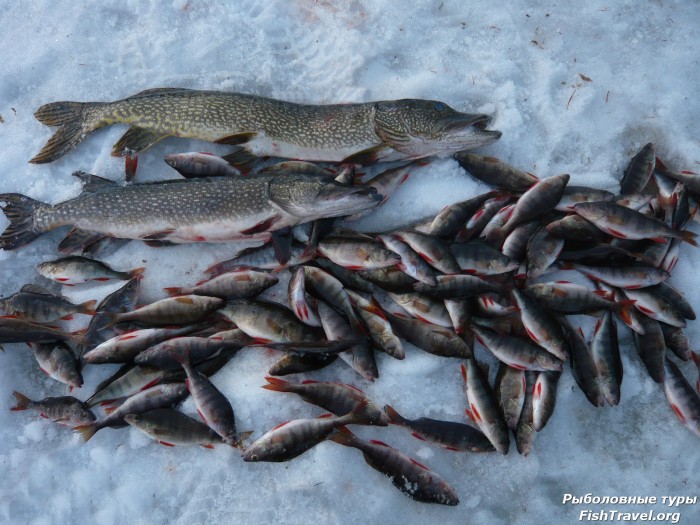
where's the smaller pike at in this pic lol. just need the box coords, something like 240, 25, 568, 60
125, 408, 225, 448
242, 402, 375, 462
454, 153, 539, 192
164, 270, 278, 299
11, 391, 95, 427
37, 256, 145, 285
262, 377, 388, 425
329, 427, 459, 505
384, 405, 494, 452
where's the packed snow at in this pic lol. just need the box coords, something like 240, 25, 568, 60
0, 1, 698, 524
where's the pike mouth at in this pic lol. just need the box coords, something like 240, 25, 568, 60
444, 114, 502, 141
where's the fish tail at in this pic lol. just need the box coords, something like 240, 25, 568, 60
79, 299, 97, 316
341, 400, 375, 426
163, 287, 183, 297
382, 404, 405, 425
74, 423, 97, 442
260, 376, 293, 392
10, 391, 32, 411
0, 193, 47, 250
30, 101, 105, 163
680, 230, 698, 247
129, 267, 146, 280
327, 425, 357, 446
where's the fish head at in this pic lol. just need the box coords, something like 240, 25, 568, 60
373, 100, 501, 158
267, 175, 382, 220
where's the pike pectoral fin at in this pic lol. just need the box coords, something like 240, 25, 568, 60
58, 228, 107, 254
214, 131, 258, 146
111, 127, 169, 156
342, 145, 394, 166
270, 227, 293, 265
141, 229, 177, 246
240, 216, 280, 235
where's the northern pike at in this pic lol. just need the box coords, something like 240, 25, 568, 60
0, 172, 381, 251
30, 88, 501, 165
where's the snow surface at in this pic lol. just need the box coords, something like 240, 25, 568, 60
1, 1, 699, 524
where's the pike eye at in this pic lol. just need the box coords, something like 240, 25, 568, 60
434, 102, 447, 111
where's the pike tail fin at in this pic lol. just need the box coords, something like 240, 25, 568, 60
0, 194, 46, 250
31, 101, 103, 163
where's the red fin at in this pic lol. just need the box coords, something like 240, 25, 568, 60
681, 230, 699, 247
470, 403, 482, 423
369, 439, 389, 447
444, 446, 461, 452
201, 444, 215, 449
163, 287, 182, 297
159, 441, 175, 447
606, 228, 627, 238
317, 413, 334, 419
650, 237, 667, 244
460, 363, 467, 383
636, 305, 655, 315
103, 406, 117, 415
410, 458, 430, 470
670, 403, 686, 423
301, 379, 319, 385
61, 314, 74, 321
118, 334, 139, 341
535, 381, 542, 398
125, 154, 138, 181
262, 376, 290, 391
140, 378, 162, 391
411, 432, 426, 441
240, 216, 278, 235
94, 277, 111, 282
465, 408, 475, 422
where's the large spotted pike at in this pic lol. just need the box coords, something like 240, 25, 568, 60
0, 172, 381, 250
29, 88, 501, 165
